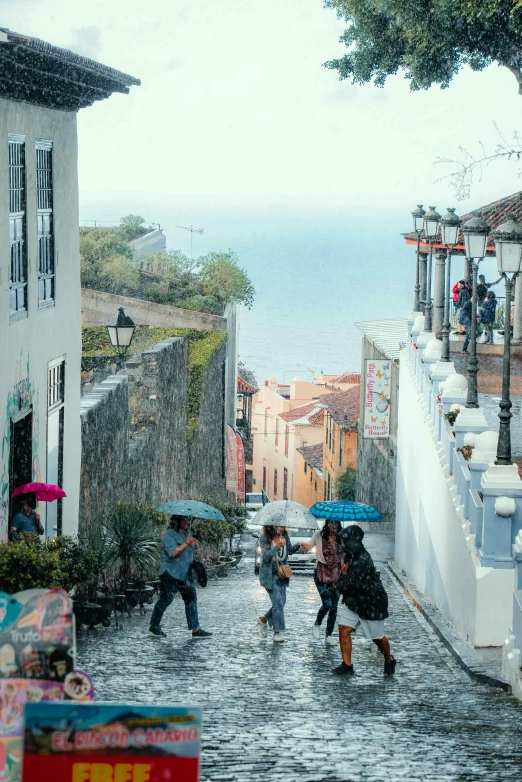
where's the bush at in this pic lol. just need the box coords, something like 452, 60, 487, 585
0, 536, 67, 593
105, 502, 162, 587
337, 466, 356, 501
190, 496, 248, 559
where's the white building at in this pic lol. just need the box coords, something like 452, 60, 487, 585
0, 28, 139, 539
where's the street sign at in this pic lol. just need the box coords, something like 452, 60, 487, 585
363, 359, 391, 439
22, 702, 202, 782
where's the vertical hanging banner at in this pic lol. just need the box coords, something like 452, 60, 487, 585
235, 432, 246, 504
363, 359, 391, 439
225, 425, 238, 495
22, 703, 202, 782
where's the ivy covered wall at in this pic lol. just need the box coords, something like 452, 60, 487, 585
79, 331, 228, 531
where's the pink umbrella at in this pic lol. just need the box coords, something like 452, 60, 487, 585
12, 482, 66, 502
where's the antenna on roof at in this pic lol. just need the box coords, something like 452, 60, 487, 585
177, 224, 204, 260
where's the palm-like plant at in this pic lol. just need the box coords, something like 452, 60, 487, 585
105, 503, 161, 587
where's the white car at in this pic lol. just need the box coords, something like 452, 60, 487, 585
253, 526, 318, 575
245, 492, 264, 511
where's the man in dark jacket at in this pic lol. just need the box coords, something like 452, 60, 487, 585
329, 525, 396, 677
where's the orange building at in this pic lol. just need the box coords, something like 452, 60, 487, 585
321, 386, 359, 500
296, 443, 324, 508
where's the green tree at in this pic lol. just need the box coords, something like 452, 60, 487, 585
119, 214, 149, 241
324, 0, 522, 96
336, 466, 356, 501
199, 252, 255, 309
80, 227, 132, 290
99, 254, 140, 295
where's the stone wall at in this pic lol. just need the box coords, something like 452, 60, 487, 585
81, 289, 226, 331
80, 336, 227, 530
356, 337, 398, 527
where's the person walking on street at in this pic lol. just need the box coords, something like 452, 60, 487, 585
258, 525, 301, 643
326, 525, 396, 677
481, 290, 497, 344
149, 515, 212, 639
11, 497, 44, 538
300, 520, 342, 646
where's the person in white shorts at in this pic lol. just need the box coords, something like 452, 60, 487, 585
326, 524, 396, 677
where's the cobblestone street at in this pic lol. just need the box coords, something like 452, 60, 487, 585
78, 535, 522, 781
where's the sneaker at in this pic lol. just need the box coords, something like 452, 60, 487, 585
384, 656, 397, 676
332, 662, 354, 676
273, 632, 286, 643
149, 626, 167, 638
325, 635, 337, 646
192, 628, 212, 639
312, 623, 321, 640
462, 348, 468, 353
258, 618, 268, 637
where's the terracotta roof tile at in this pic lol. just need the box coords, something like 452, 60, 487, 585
237, 377, 258, 393
331, 372, 361, 384
297, 443, 324, 471
279, 402, 317, 423
317, 386, 360, 427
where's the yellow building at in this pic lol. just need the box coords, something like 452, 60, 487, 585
296, 443, 324, 508
321, 387, 360, 500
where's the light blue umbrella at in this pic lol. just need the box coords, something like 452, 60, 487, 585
309, 500, 382, 523
156, 500, 225, 521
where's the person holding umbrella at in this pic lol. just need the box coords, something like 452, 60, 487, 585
300, 519, 342, 645
326, 525, 396, 677
11, 495, 43, 537
257, 524, 301, 643
149, 501, 216, 639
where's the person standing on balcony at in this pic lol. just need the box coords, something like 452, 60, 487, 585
300, 520, 342, 646
477, 274, 501, 304
149, 515, 212, 640
481, 291, 497, 344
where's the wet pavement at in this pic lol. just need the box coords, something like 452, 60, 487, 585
78, 534, 522, 781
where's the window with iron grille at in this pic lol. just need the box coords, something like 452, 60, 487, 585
283, 467, 288, 500
275, 418, 279, 447
339, 431, 343, 467
284, 425, 289, 457
36, 141, 54, 306
9, 135, 27, 319
274, 468, 278, 496
48, 361, 65, 409
263, 466, 267, 491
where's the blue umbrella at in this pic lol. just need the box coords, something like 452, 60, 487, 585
156, 500, 226, 521
309, 500, 382, 522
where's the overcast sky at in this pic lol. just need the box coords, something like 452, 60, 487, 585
3, 0, 522, 220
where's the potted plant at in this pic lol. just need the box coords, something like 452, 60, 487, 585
444, 406, 461, 426
456, 444, 474, 461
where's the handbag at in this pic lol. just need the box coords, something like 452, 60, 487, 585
277, 563, 293, 580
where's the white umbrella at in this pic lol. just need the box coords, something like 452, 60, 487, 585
253, 500, 319, 530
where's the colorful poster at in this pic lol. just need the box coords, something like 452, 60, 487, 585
225, 425, 238, 495
235, 432, 246, 504
0, 588, 79, 782
22, 703, 202, 782
363, 359, 391, 439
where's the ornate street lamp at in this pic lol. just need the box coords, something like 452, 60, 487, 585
491, 214, 522, 465
106, 307, 137, 357
461, 215, 490, 408
411, 204, 426, 312
439, 208, 461, 362
422, 206, 441, 332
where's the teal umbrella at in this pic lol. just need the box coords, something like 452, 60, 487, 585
156, 500, 226, 521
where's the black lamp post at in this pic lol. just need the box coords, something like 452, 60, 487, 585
461, 215, 490, 408
106, 307, 137, 357
423, 206, 441, 332
411, 204, 426, 312
491, 214, 522, 465
439, 208, 461, 362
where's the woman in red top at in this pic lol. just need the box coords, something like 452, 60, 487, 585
301, 520, 342, 645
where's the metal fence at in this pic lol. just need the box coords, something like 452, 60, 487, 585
450, 297, 506, 331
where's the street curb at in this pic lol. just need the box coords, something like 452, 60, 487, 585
387, 562, 510, 692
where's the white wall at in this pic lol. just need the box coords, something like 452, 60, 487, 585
395, 349, 513, 646
0, 99, 81, 538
